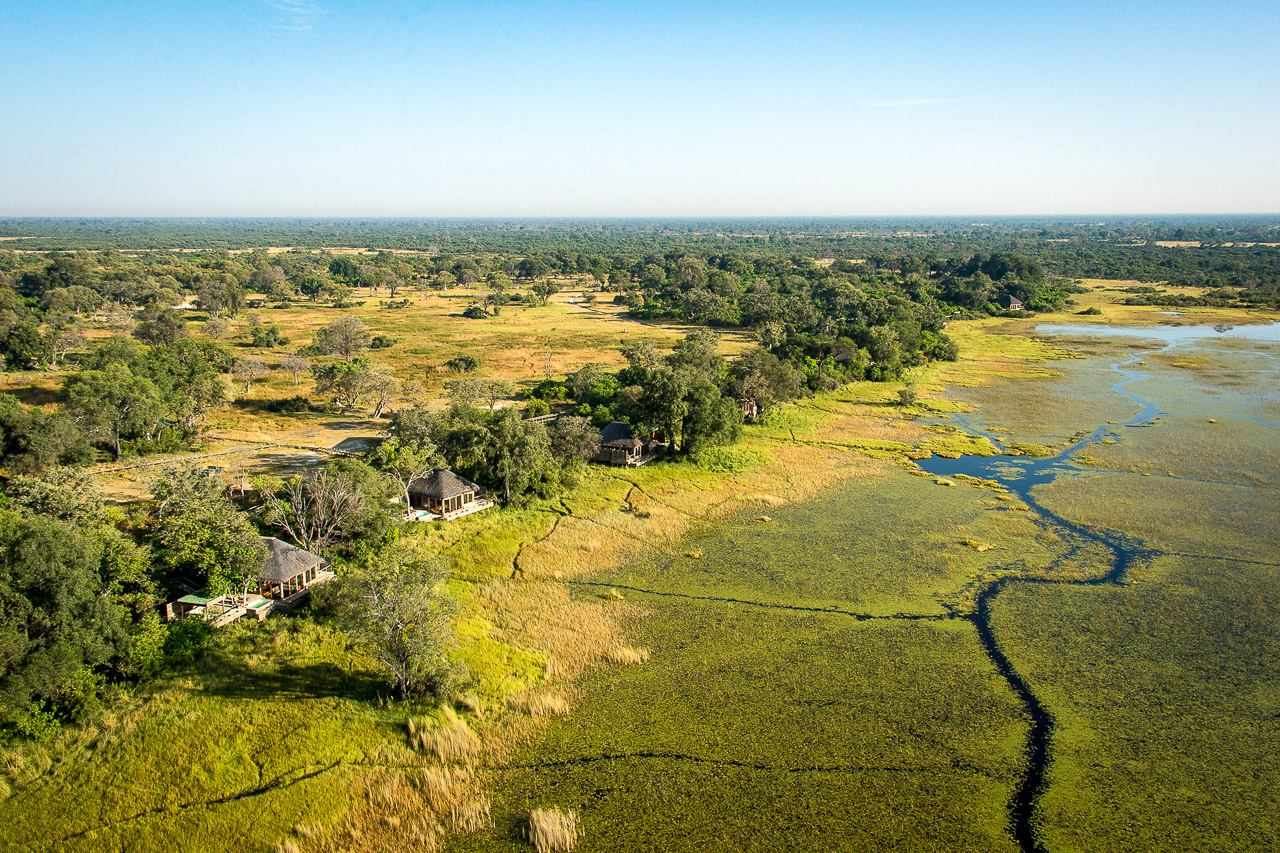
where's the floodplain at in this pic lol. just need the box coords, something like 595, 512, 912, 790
452, 316, 1280, 852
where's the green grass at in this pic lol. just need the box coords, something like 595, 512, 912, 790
458, 610, 1026, 853
598, 468, 1058, 617
0, 619, 411, 853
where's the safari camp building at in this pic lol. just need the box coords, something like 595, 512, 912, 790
165, 537, 333, 625
407, 468, 494, 520
592, 421, 661, 467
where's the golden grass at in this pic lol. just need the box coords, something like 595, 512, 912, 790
508, 689, 571, 717
408, 707, 481, 765
526, 807, 582, 853
605, 647, 651, 665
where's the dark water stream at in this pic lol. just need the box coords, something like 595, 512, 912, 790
917, 323, 1278, 853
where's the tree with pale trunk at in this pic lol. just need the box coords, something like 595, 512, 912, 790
281, 352, 312, 385
321, 542, 455, 700
312, 317, 370, 362
367, 367, 402, 419
232, 357, 268, 394
262, 469, 367, 553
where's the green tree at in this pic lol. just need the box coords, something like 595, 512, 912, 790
370, 436, 441, 514
312, 317, 370, 362
0, 394, 94, 474
62, 363, 162, 461
143, 338, 231, 437
484, 407, 552, 504
313, 359, 374, 411
321, 543, 455, 700
726, 347, 804, 415
133, 306, 188, 347
0, 509, 130, 721
149, 466, 266, 597
530, 281, 560, 305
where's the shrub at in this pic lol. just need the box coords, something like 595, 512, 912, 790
162, 617, 214, 666
526, 398, 551, 417
462, 304, 488, 319
526, 808, 582, 853
1078, 306, 1103, 315
266, 395, 313, 414
250, 325, 289, 347
531, 379, 568, 400
445, 354, 481, 373
898, 384, 919, 407
370, 335, 395, 349
11, 702, 59, 742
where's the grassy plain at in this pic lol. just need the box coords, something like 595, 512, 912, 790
993, 551, 1280, 853
4, 275, 1277, 852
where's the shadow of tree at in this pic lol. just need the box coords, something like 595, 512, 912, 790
195, 651, 387, 703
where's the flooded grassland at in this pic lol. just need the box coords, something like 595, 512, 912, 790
453, 321, 1280, 853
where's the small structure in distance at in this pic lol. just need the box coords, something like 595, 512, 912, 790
591, 422, 663, 467
996, 293, 1025, 311
407, 468, 494, 521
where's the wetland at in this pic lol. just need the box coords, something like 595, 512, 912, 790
455, 321, 1280, 853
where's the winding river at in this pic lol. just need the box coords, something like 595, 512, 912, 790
919, 321, 1280, 852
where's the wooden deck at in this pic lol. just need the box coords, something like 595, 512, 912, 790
166, 570, 336, 626
408, 498, 495, 522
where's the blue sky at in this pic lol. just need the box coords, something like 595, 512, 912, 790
1, 1, 1276, 215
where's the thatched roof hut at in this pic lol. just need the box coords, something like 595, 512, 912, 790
407, 468, 488, 517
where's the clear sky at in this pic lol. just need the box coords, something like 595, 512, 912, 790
1, 1, 1276, 216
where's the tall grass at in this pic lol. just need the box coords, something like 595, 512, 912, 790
408, 706, 481, 764
526, 807, 582, 853
605, 647, 650, 665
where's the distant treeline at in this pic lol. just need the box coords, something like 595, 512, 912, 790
2, 216, 1278, 303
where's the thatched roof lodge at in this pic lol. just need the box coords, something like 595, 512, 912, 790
165, 537, 333, 625
407, 468, 494, 521
592, 422, 661, 467
260, 537, 332, 605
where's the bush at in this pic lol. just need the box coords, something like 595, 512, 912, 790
370, 335, 395, 349
1078, 306, 1103, 315
122, 427, 194, 457
250, 325, 289, 347
266, 395, 313, 414
462, 304, 488, 319
11, 702, 59, 742
445, 354, 481, 373
525, 398, 551, 417
530, 379, 568, 400
163, 617, 214, 666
